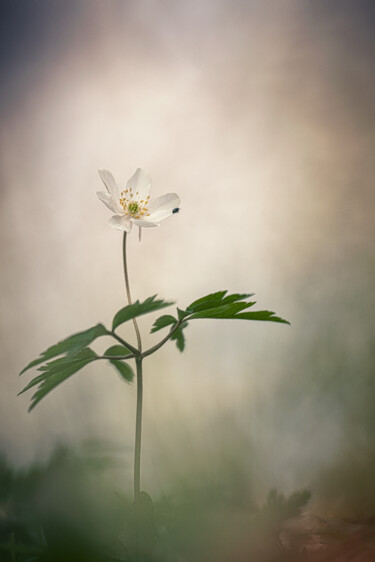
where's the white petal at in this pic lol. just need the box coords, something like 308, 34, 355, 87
126, 168, 151, 200
98, 170, 120, 200
109, 215, 133, 232
96, 191, 120, 213
147, 193, 181, 222
131, 218, 160, 228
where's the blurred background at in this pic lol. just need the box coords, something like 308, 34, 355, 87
0, 1, 375, 553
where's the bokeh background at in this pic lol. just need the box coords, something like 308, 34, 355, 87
1, 0, 375, 521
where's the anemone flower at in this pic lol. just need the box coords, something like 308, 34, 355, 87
97, 168, 180, 240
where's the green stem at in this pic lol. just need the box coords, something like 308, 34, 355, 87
109, 330, 139, 356
122, 232, 143, 504
141, 319, 184, 358
123, 232, 142, 352
134, 357, 143, 501
101, 353, 135, 361
99, 318, 186, 362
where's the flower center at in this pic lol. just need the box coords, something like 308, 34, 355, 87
128, 201, 139, 214
119, 188, 151, 219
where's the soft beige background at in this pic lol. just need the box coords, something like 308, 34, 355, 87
1, 0, 374, 512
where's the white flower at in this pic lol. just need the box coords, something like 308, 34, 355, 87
97, 168, 180, 238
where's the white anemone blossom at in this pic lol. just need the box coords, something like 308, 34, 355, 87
97, 168, 180, 239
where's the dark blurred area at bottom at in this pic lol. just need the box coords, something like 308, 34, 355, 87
1, 444, 375, 562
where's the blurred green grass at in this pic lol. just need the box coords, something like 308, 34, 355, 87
0, 444, 313, 562
2, 442, 375, 561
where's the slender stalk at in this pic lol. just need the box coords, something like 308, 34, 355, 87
101, 353, 135, 361
141, 319, 184, 359
134, 357, 143, 500
123, 232, 142, 352
122, 232, 143, 504
109, 330, 139, 356
99, 317, 187, 362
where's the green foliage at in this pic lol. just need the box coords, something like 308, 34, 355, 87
104, 345, 131, 357
221, 292, 255, 304
151, 290, 288, 354
104, 345, 134, 382
170, 322, 188, 352
151, 314, 188, 352
0, 446, 317, 562
19, 290, 288, 411
112, 295, 174, 331
20, 324, 108, 375
188, 301, 255, 319
177, 307, 190, 320
186, 291, 253, 312
234, 310, 290, 323
19, 348, 98, 411
150, 314, 177, 333
109, 360, 134, 383
186, 290, 229, 312
262, 488, 311, 521
185, 290, 289, 324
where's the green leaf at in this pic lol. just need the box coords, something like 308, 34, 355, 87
150, 315, 177, 334
235, 311, 290, 324
18, 373, 48, 395
188, 301, 256, 319
221, 293, 254, 304
186, 291, 255, 314
37, 347, 96, 375
19, 350, 97, 396
185, 291, 289, 325
24, 348, 98, 411
20, 324, 108, 375
171, 321, 188, 352
177, 307, 190, 321
186, 291, 228, 313
109, 360, 134, 383
112, 296, 174, 331
104, 345, 132, 357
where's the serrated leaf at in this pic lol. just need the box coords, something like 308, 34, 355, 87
37, 347, 96, 376
104, 345, 131, 357
20, 324, 108, 375
235, 311, 290, 324
171, 329, 185, 352
26, 348, 98, 411
150, 315, 177, 334
18, 373, 48, 396
188, 301, 256, 319
221, 293, 254, 304
185, 291, 289, 324
171, 321, 188, 352
19, 352, 95, 396
186, 291, 228, 313
177, 308, 189, 321
112, 296, 174, 331
186, 291, 255, 314
109, 360, 134, 383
